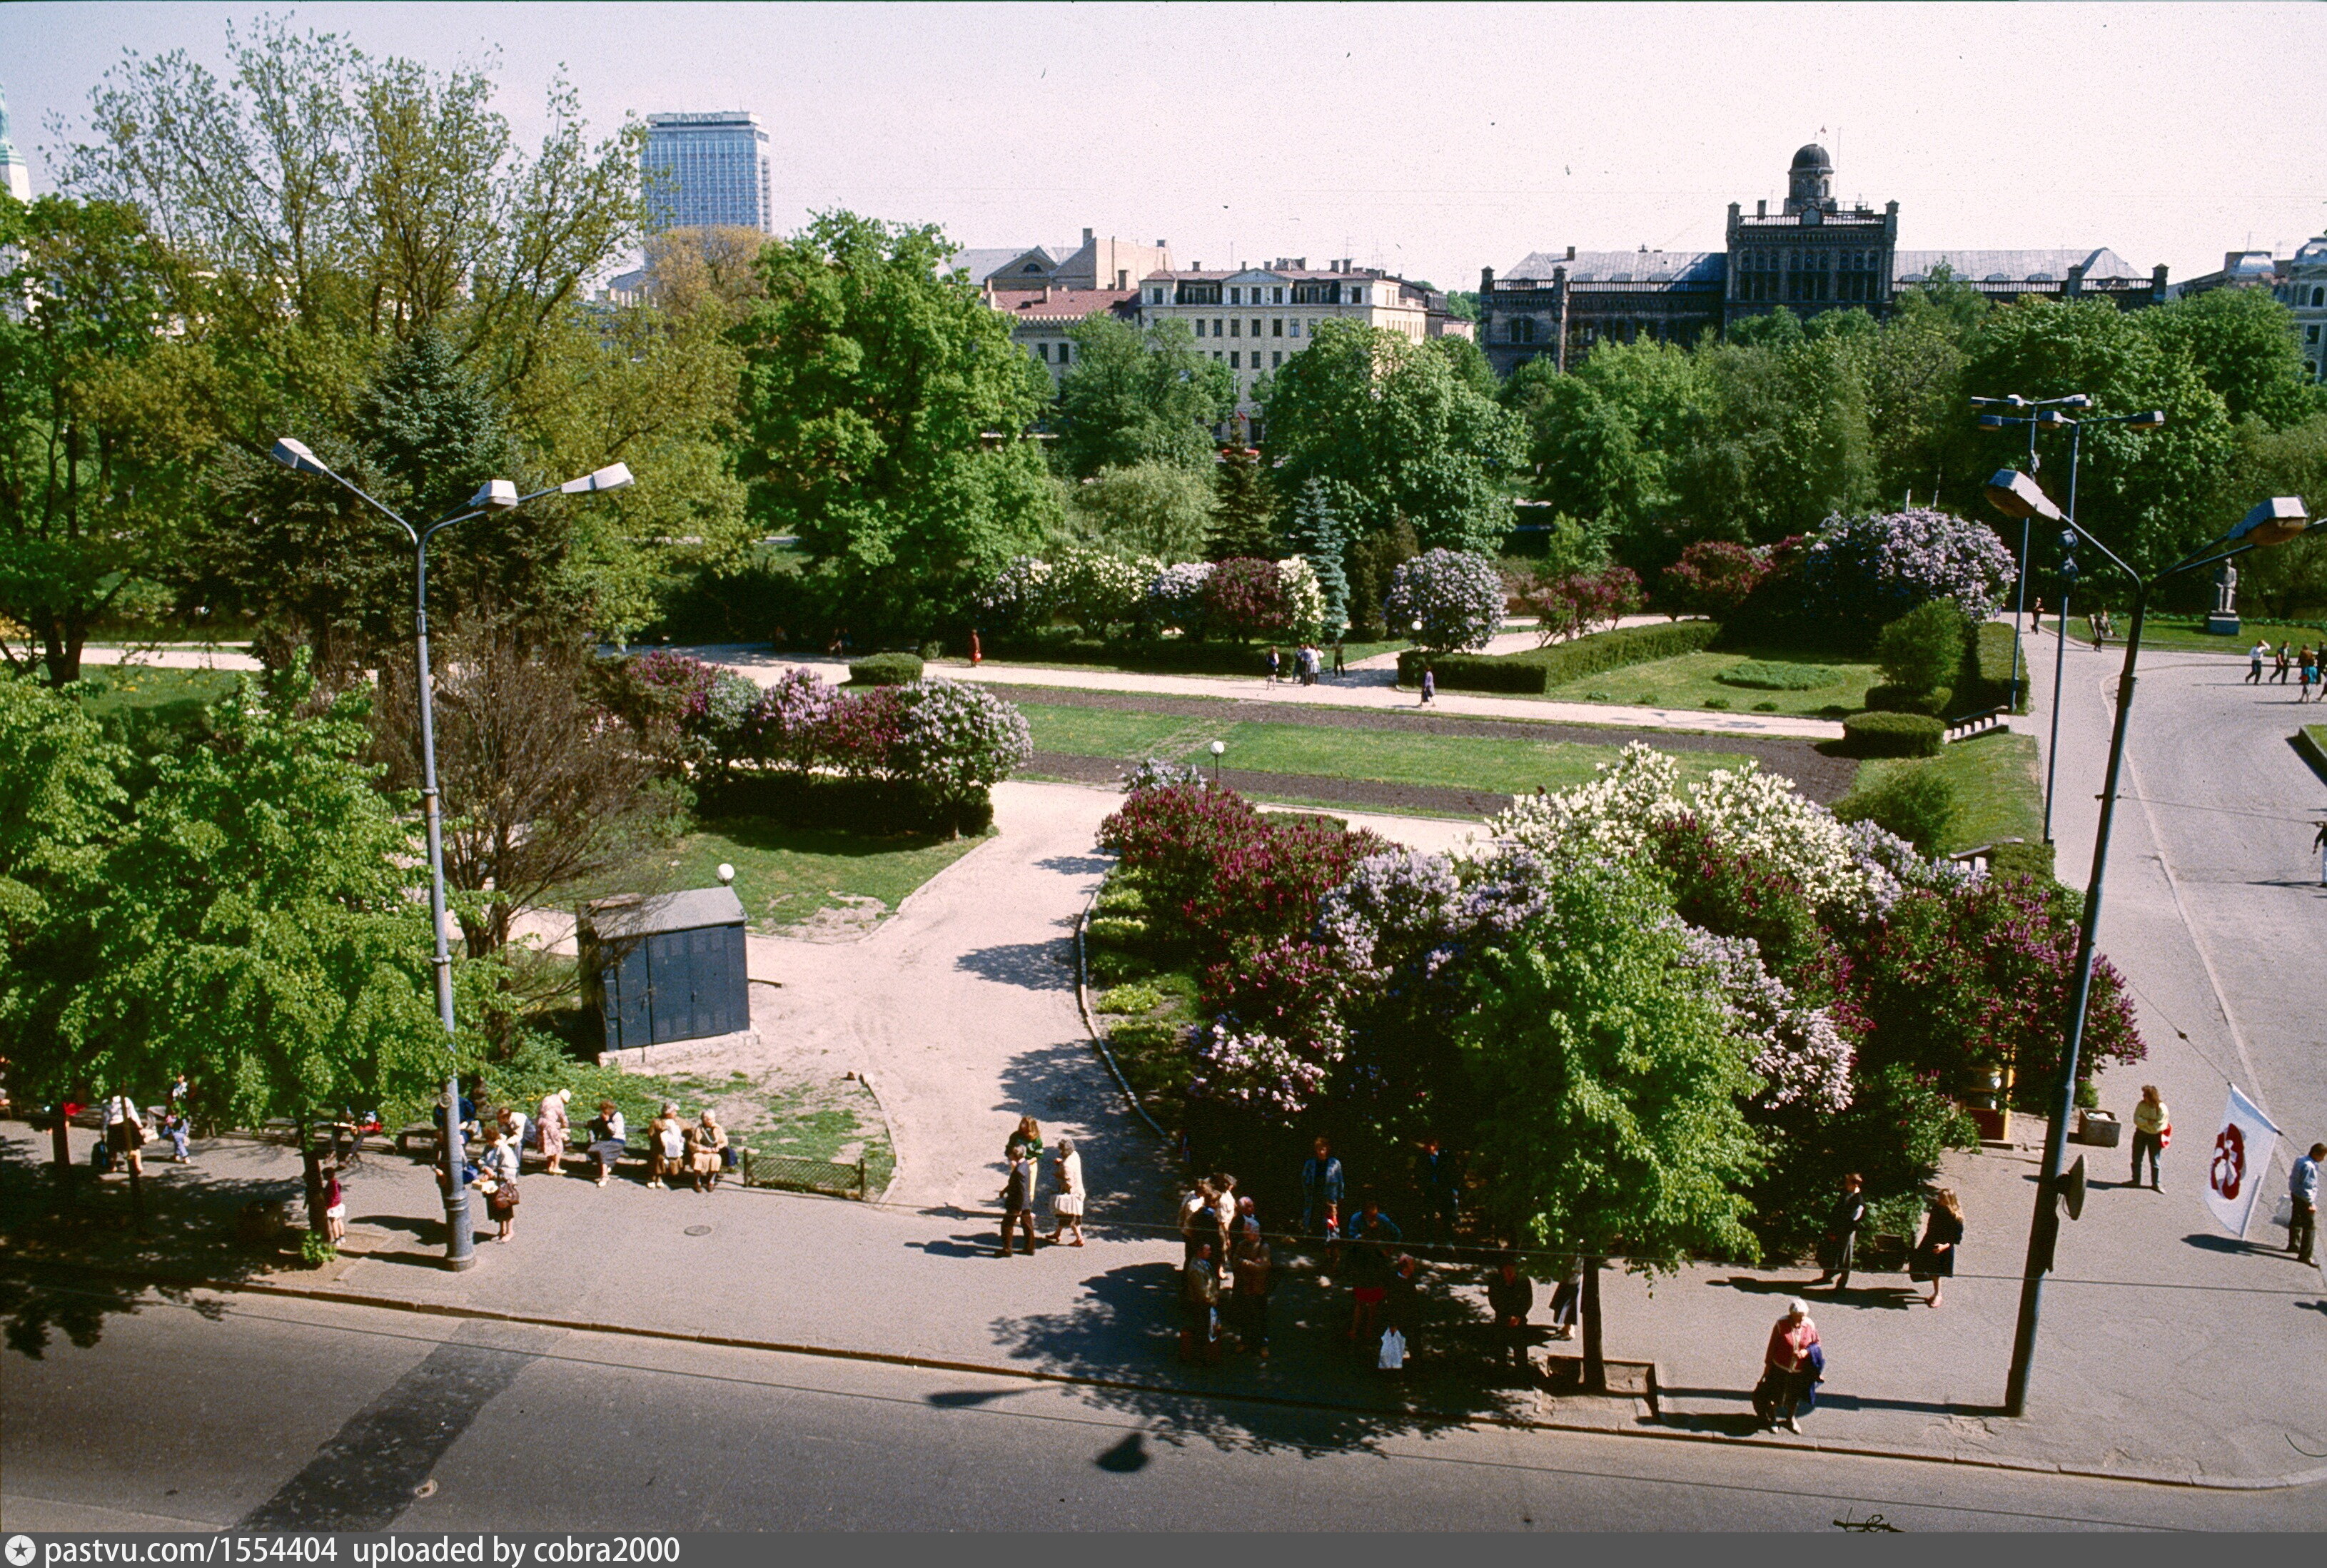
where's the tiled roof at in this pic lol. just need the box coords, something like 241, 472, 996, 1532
1892, 248, 2144, 283
949, 247, 1039, 283
989, 288, 1136, 321
1504, 251, 1725, 283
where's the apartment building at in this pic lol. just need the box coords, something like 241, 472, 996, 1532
985, 283, 1140, 383
1134, 259, 1461, 420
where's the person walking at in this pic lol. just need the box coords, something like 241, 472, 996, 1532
1332, 640, 1346, 678
1911, 1188, 1964, 1307
1179, 1241, 1222, 1363
2029, 598, 2044, 634
1416, 1138, 1460, 1248
1266, 647, 1281, 686
2313, 821, 2327, 887
2274, 641, 2294, 684
997, 1149, 1038, 1257
2249, 639, 2270, 684
167, 1073, 192, 1116
1487, 1255, 1535, 1374
2300, 645, 2319, 703
1756, 1300, 1822, 1433
1231, 1227, 1275, 1357
1418, 665, 1435, 706
1049, 1138, 1085, 1246
475, 1124, 521, 1243
2288, 1143, 2322, 1266
537, 1088, 570, 1175
1342, 1198, 1403, 1350
1546, 1255, 1583, 1341
1812, 1173, 1866, 1290
585, 1100, 627, 1187
969, 629, 981, 667
1299, 1138, 1345, 1258
103, 1091, 146, 1180
2131, 1085, 2169, 1190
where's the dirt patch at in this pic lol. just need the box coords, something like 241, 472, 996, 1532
767, 893, 888, 944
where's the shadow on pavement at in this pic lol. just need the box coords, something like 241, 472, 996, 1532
955, 938, 1073, 991
2182, 1231, 2282, 1257
1034, 854, 1114, 878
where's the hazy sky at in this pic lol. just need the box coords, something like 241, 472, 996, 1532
6, 2, 2323, 288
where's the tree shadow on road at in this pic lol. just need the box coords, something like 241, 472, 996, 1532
1034, 854, 1114, 879
0, 1132, 305, 1358
955, 938, 1074, 991
984, 1258, 1535, 1457
996, 1042, 1177, 1225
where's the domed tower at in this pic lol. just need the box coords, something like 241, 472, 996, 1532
1784, 143, 1834, 217
1, 84, 31, 203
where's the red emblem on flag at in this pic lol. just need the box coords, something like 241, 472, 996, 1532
2209, 1124, 2246, 1200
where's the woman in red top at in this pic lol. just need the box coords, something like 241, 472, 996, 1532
1760, 1299, 1821, 1432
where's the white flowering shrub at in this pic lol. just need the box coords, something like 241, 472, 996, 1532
1316, 848, 1465, 973
1146, 560, 1213, 634
1383, 547, 1505, 652
1052, 547, 1160, 639
979, 555, 1056, 633
1675, 928, 1855, 1113
1120, 755, 1207, 793
1276, 556, 1329, 642
1188, 1024, 1334, 1115
894, 678, 1032, 804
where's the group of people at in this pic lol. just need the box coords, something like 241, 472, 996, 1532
1809, 1173, 1961, 1307
2246, 639, 2323, 699
996, 1116, 1086, 1255
1264, 642, 1346, 687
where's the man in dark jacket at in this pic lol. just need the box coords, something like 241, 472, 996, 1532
1486, 1256, 1536, 1371
1181, 1242, 1221, 1363
1813, 1173, 1866, 1290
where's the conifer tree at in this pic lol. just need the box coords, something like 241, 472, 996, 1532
1285, 478, 1349, 636
1206, 444, 1280, 561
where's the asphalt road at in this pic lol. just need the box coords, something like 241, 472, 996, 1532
4, 1288, 2323, 1533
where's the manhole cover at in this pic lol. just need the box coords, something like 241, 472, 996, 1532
683, 1225, 712, 1237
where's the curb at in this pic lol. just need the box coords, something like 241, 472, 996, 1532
9, 1258, 2321, 1492
2293, 724, 2327, 785
1073, 889, 1172, 1145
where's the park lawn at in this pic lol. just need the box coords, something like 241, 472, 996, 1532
668, 819, 988, 934
1538, 647, 1879, 717
2120, 617, 2326, 655
1017, 702, 1211, 758
74, 664, 240, 719
1852, 729, 2044, 856
1208, 720, 1752, 796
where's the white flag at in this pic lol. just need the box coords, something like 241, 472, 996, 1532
2203, 1084, 2281, 1239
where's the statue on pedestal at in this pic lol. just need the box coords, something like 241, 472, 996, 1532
2215, 561, 2239, 617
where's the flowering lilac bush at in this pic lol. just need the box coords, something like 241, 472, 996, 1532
1145, 560, 1213, 636
1675, 928, 1854, 1114
979, 555, 1056, 634
1275, 557, 1329, 642
1051, 547, 1161, 639
746, 666, 842, 772
1659, 541, 1768, 619
1383, 547, 1505, 652
1523, 563, 1643, 644
1800, 507, 2015, 630
1202, 557, 1290, 642
894, 679, 1032, 805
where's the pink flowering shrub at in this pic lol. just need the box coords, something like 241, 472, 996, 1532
1523, 563, 1645, 644
1659, 541, 1767, 619
1202, 557, 1289, 642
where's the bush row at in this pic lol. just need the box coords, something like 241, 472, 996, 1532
696, 771, 996, 836
1394, 618, 1722, 692
1964, 621, 2027, 714
847, 652, 924, 686
1840, 710, 1944, 757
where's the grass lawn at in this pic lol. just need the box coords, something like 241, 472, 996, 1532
2120, 616, 2327, 655
1208, 720, 1751, 796
1538, 647, 1879, 717
666, 819, 988, 935
1019, 702, 1207, 757
1849, 729, 2043, 856
74, 665, 240, 719
2297, 724, 2327, 782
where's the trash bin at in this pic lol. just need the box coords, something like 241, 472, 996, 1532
2076, 1110, 2123, 1148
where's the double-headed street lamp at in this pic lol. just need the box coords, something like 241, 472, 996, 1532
1970, 393, 2092, 701
1984, 470, 2313, 1417
270, 437, 632, 1270
1976, 403, 2167, 841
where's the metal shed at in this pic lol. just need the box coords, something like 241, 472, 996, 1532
579, 887, 751, 1051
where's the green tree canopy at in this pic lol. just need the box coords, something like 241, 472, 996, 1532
1670, 331, 1878, 543
1284, 478, 1351, 636
1261, 320, 1523, 555
1067, 461, 1217, 560
729, 211, 1061, 635
2139, 285, 2322, 430
1053, 316, 1234, 479
1206, 445, 1280, 560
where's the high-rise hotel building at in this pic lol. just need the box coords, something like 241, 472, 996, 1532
642, 111, 774, 234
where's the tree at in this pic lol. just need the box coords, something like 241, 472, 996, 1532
1671, 333, 1879, 545
1053, 316, 1235, 479
61, 662, 451, 1135
1284, 480, 1350, 637
2214, 413, 2327, 616
1069, 462, 1216, 560
1658, 540, 1766, 619
1383, 548, 1506, 652
1206, 445, 1280, 560
2139, 285, 2321, 430
0, 195, 192, 682
729, 212, 1061, 637
1458, 860, 1763, 1386
1505, 368, 1650, 522
368, 622, 673, 1042
1874, 599, 1967, 698
1428, 334, 1498, 399
1262, 320, 1523, 555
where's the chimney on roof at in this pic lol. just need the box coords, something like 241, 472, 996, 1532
1116, 268, 1128, 290
1566, 245, 1576, 261
1156, 239, 1166, 248
1757, 200, 1766, 218
1297, 257, 1307, 270
1084, 228, 1094, 245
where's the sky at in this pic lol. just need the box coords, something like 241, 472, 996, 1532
5, 1, 2324, 289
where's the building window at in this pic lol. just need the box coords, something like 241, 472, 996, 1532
1036, 343, 1050, 362
1229, 287, 1241, 305
1512, 318, 1536, 345
1212, 351, 1222, 362
1272, 351, 1282, 367
1059, 342, 1071, 364
1212, 318, 1223, 336
1304, 318, 1316, 335
2313, 286, 2325, 307
1352, 288, 1366, 304
1229, 318, 1240, 337
1272, 318, 1283, 336
1273, 287, 1284, 303
2308, 325, 2321, 343
1229, 351, 1241, 368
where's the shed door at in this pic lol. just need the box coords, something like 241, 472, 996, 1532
687, 925, 726, 1038
612, 940, 651, 1050
647, 930, 693, 1045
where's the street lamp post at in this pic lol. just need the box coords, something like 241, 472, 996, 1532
1975, 403, 2164, 841
269, 437, 632, 1270
1972, 393, 2087, 702
1984, 471, 2314, 1417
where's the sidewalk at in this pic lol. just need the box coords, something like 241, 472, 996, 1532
9, 1113, 2318, 1487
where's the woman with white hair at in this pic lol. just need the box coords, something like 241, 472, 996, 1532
1049, 1138, 1085, 1247
1755, 1298, 1822, 1433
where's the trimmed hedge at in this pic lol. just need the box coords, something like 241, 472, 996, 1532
1717, 659, 1839, 691
848, 652, 924, 686
1964, 622, 2026, 714
1395, 618, 1722, 692
1840, 710, 1944, 757
695, 771, 993, 836
1863, 683, 1954, 717
1984, 839, 2058, 884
